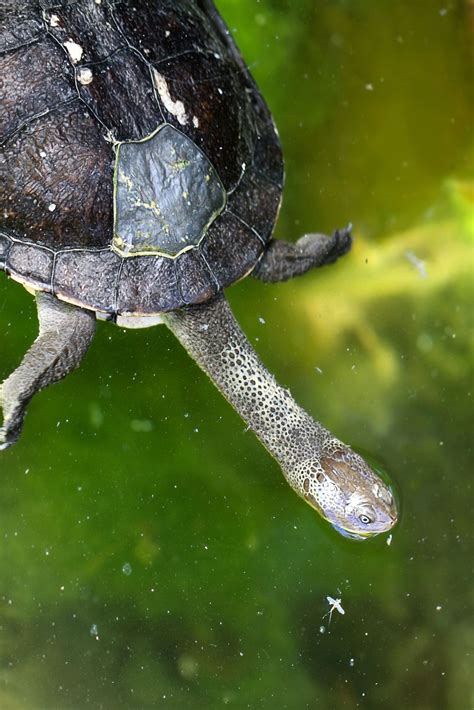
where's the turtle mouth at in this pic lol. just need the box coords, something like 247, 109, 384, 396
303, 493, 376, 540
330, 524, 376, 541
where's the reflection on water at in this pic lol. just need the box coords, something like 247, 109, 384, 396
0, 1, 472, 708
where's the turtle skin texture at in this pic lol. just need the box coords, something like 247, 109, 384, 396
0, 0, 283, 316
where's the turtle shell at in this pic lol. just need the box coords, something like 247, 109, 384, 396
0, 0, 283, 316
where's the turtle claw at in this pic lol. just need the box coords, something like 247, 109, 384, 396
295, 225, 353, 265
0, 428, 11, 451
0, 418, 21, 451
0, 385, 25, 452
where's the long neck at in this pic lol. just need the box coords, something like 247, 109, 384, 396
163, 294, 328, 478
163, 293, 399, 539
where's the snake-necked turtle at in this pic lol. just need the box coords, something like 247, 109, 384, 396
0, 0, 397, 539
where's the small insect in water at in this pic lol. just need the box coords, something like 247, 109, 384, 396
324, 596, 345, 624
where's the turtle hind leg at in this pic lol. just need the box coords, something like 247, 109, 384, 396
252, 225, 352, 283
0, 292, 96, 451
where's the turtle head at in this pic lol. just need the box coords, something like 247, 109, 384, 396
294, 441, 398, 540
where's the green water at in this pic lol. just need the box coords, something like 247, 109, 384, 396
1, 1, 473, 708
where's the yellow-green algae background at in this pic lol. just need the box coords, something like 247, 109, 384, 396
0, 1, 472, 708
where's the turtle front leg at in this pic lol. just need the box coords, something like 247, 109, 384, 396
252, 226, 352, 283
0, 292, 96, 450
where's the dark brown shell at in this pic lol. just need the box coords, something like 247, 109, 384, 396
0, 0, 283, 316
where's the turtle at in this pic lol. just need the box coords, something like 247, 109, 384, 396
0, 0, 398, 539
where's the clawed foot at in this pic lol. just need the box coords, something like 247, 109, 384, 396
0, 427, 14, 451
0, 408, 22, 452
0, 292, 97, 452
253, 224, 353, 283
295, 224, 352, 265
0, 385, 10, 451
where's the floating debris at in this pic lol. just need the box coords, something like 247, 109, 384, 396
90, 623, 99, 640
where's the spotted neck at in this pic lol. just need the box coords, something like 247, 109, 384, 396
163, 293, 398, 539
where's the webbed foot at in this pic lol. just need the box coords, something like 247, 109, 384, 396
0, 385, 27, 451
253, 225, 352, 283
0, 428, 12, 451
0, 292, 96, 450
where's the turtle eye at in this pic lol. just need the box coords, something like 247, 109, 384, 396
359, 514, 372, 525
